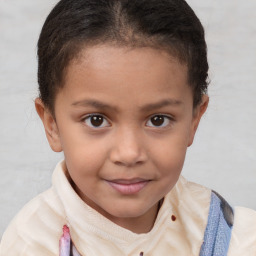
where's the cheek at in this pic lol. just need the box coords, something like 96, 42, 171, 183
150, 135, 188, 175
61, 132, 110, 180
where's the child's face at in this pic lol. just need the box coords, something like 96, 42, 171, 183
36, 45, 208, 233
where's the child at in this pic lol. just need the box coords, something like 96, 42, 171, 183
0, 0, 255, 255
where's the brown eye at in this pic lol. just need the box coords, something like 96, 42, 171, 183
84, 114, 110, 128
146, 115, 171, 128
151, 116, 164, 126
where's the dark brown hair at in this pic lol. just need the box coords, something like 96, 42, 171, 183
38, 0, 209, 113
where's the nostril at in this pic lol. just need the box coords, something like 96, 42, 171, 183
114, 161, 125, 166
114, 159, 144, 167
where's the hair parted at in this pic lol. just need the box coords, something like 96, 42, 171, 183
38, 0, 209, 113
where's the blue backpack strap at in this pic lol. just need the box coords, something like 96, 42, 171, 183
199, 191, 234, 256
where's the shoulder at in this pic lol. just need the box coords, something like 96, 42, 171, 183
173, 177, 256, 255
0, 188, 66, 256
228, 206, 256, 256
181, 178, 256, 255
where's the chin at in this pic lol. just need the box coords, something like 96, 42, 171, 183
105, 203, 153, 219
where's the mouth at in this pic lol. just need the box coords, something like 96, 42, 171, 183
106, 179, 150, 195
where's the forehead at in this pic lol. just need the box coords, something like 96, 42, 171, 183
72, 44, 187, 75
58, 45, 192, 109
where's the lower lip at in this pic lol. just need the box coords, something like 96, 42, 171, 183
107, 181, 149, 195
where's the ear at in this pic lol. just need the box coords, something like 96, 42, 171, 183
188, 95, 209, 147
35, 98, 63, 152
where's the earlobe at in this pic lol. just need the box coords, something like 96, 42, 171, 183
188, 95, 209, 147
35, 98, 63, 152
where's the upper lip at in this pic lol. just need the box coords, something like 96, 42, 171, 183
106, 178, 150, 185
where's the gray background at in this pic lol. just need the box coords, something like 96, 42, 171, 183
0, 0, 255, 238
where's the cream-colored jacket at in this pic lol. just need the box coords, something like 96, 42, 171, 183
0, 161, 255, 256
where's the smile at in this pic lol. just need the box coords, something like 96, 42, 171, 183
106, 179, 150, 195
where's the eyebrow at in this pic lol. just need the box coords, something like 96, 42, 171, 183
141, 99, 182, 112
72, 99, 118, 112
71, 98, 182, 112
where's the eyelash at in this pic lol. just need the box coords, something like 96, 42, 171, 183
146, 114, 173, 128
83, 114, 111, 129
82, 113, 174, 129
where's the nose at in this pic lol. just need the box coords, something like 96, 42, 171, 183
109, 127, 148, 167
